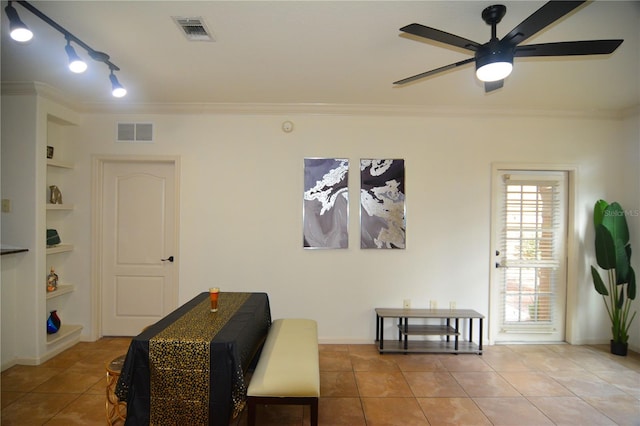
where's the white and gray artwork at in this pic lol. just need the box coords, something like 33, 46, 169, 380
303, 158, 349, 249
360, 159, 406, 249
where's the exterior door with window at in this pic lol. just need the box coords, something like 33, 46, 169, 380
490, 170, 568, 343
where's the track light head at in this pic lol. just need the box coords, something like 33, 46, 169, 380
65, 41, 87, 73
109, 72, 127, 98
5, 3, 33, 42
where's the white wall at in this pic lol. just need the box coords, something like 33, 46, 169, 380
1, 93, 39, 367
65, 107, 638, 349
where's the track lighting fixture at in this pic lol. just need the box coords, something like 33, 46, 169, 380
65, 39, 87, 73
109, 70, 127, 98
5, 1, 126, 97
5, 2, 33, 42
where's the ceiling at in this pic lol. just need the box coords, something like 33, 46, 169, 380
2, 1, 639, 114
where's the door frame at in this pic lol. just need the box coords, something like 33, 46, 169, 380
91, 155, 181, 339
489, 162, 578, 345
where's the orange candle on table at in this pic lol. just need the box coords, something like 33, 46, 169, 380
209, 287, 220, 312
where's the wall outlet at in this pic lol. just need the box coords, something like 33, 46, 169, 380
403, 299, 411, 309
1, 199, 10, 213
430, 300, 438, 310
450, 301, 456, 310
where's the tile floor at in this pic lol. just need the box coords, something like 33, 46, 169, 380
1, 338, 639, 425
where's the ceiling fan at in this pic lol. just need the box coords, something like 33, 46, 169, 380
394, 1, 623, 92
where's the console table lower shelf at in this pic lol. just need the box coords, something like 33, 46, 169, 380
375, 308, 484, 355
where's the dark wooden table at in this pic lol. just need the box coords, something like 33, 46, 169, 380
116, 292, 271, 425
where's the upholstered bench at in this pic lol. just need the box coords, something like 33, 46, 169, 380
246, 318, 320, 426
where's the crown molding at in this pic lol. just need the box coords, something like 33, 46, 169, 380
1, 82, 81, 112
3, 81, 635, 120
81, 101, 632, 120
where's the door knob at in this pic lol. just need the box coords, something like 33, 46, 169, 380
161, 256, 174, 262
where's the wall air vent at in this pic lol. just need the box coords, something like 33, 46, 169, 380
117, 123, 154, 143
173, 17, 214, 41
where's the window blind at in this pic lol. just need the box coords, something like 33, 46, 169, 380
497, 174, 563, 332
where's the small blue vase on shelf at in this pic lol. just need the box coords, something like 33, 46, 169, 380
47, 310, 61, 334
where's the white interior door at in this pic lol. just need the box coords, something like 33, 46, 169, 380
101, 160, 178, 336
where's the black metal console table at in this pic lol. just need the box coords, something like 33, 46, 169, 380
375, 308, 484, 354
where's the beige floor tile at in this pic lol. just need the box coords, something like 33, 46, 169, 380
474, 397, 554, 425
318, 397, 365, 425
505, 344, 555, 354
1, 365, 64, 392
438, 354, 493, 372
481, 351, 533, 372
32, 371, 103, 394
361, 397, 428, 425
350, 352, 400, 372
388, 353, 447, 372
0, 392, 78, 426
528, 396, 617, 425
404, 371, 467, 397
46, 393, 109, 425
451, 372, 520, 397
86, 374, 109, 395
39, 350, 86, 370
319, 351, 353, 372
0, 391, 26, 409
355, 371, 413, 397
3, 340, 639, 425
564, 352, 633, 371
320, 371, 359, 397
592, 369, 640, 399
550, 370, 629, 397
347, 344, 379, 354
583, 394, 640, 425
418, 397, 492, 425
66, 350, 122, 375
499, 371, 573, 396
319, 344, 349, 352
522, 352, 585, 372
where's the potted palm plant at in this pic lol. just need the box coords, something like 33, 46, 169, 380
591, 200, 636, 356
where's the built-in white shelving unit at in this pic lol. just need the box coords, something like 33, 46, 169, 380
45, 113, 82, 351
1, 87, 85, 370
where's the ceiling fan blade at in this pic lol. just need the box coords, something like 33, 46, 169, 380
485, 80, 504, 93
503, 1, 586, 47
515, 39, 623, 57
393, 58, 475, 85
400, 23, 481, 52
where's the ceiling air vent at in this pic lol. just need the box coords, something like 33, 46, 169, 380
173, 17, 214, 41
117, 123, 154, 143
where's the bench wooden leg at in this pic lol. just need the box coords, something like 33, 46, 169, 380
247, 397, 257, 426
310, 398, 318, 426
246, 396, 318, 426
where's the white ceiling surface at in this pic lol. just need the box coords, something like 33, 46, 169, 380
2, 1, 639, 113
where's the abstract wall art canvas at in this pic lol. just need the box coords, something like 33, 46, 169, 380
303, 158, 349, 249
360, 159, 406, 249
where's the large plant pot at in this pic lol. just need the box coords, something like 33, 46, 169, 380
610, 340, 628, 356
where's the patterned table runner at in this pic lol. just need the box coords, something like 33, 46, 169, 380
149, 292, 251, 425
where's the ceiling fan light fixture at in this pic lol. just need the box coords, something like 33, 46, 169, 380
5, 3, 33, 42
475, 50, 513, 82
